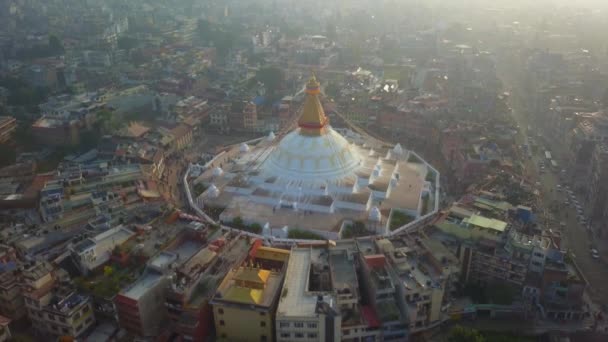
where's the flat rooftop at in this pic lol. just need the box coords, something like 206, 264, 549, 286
330, 249, 357, 292
277, 247, 333, 318
121, 269, 164, 300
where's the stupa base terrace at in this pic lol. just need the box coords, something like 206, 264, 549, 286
191, 128, 439, 240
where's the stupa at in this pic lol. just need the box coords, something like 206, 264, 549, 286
193, 76, 439, 236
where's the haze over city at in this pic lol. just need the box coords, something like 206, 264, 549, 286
1, 0, 608, 341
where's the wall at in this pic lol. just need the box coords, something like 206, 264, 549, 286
214, 304, 273, 342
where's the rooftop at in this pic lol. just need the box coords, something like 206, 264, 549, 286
121, 269, 164, 300
329, 249, 358, 294
214, 266, 283, 308
277, 247, 335, 318
463, 214, 507, 232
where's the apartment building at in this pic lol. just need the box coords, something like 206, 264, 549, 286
376, 236, 458, 333
165, 234, 251, 341
276, 247, 341, 342
211, 242, 290, 342
22, 261, 95, 338
114, 252, 175, 337
0, 315, 11, 342
0, 270, 25, 321
588, 142, 608, 229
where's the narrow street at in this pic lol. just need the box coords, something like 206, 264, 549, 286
508, 95, 608, 307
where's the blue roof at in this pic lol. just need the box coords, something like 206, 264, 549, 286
253, 96, 266, 106
0, 261, 16, 272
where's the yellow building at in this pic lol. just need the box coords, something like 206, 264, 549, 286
211, 244, 289, 342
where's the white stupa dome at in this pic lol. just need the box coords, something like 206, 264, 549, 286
267, 131, 276, 141
393, 143, 403, 155
263, 128, 362, 181
369, 206, 381, 222
212, 167, 223, 177
207, 184, 220, 198
239, 143, 250, 153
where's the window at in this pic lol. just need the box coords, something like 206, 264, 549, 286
74, 312, 81, 320
62, 328, 69, 334
59, 317, 66, 323
85, 317, 93, 324
259, 312, 266, 316
76, 324, 83, 332
260, 321, 266, 327
221, 334, 227, 339
261, 335, 267, 342
308, 333, 318, 338
280, 333, 290, 338
48, 314, 55, 321
295, 333, 304, 338
307, 323, 317, 329
218, 308, 224, 315
220, 320, 225, 326
294, 322, 304, 328
82, 306, 90, 313
279, 322, 290, 328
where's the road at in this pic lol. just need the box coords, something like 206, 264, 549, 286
508, 95, 608, 307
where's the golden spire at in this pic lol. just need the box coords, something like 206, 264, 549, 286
298, 74, 329, 136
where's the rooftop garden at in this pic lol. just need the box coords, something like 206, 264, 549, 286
407, 153, 422, 164
377, 301, 400, 322
230, 217, 263, 234
389, 210, 416, 231
74, 266, 138, 299
288, 228, 325, 240
421, 193, 432, 216
425, 170, 436, 183
341, 221, 372, 239
193, 183, 208, 197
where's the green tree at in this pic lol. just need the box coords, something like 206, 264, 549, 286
602, 87, 608, 108
448, 325, 486, 342
325, 23, 337, 41
117, 36, 139, 50
0, 144, 16, 167
49, 34, 64, 54
255, 66, 284, 97
325, 81, 340, 98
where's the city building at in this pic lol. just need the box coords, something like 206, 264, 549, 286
31, 116, 81, 147
115, 228, 210, 337
588, 142, 608, 232
211, 242, 290, 342
0, 268, 25, 321
165, 232, 251, 341
22, 261, 95, 339
276, 246, 341, 342
0, 315, 11, 342
69, 225, 136, 275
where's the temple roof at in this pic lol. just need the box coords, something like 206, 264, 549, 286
298, 75, 329, 135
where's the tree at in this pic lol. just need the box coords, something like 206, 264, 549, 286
325, 23, 337, 41
602, 87, 608, 108
0, 144, 16, 167
448, 325, 486, 342
255, 67, 284, 98
325, 81, 340, 98
49, 35, 64, 54
117, 36, 139, 50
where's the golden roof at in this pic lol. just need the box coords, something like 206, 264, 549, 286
224, 286, 264, 305
234, 268, 271, 285
298, 75, 329, 136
